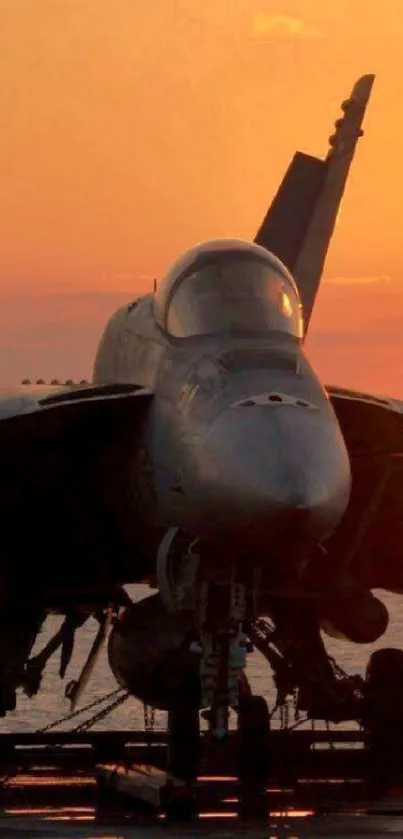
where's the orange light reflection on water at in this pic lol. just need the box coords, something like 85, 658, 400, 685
269, 810, 314, 818
5, 807, 94, 817
198, 811, 238, 819
220, 802, 315, 819
42, 815, 95, 822
5, 775, 94, 786
198, 775, 237, 781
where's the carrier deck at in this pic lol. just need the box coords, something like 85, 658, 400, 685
2, 727, 403, 836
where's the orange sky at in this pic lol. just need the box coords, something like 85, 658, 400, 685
0, 1, 402, 393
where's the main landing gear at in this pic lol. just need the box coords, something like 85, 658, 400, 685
363, 648, 403, 789
248, 604, 403, 793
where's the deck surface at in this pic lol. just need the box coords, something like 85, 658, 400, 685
2, 728, 403, 837
2, 811, 403, 838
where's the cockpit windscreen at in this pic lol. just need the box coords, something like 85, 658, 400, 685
159, 251, 303, 339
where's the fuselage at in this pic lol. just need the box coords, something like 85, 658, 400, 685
93, 240, 351, 573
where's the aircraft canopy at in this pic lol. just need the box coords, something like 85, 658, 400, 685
154, 239, 303, 339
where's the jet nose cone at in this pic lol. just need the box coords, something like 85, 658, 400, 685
196, 402, 351, 546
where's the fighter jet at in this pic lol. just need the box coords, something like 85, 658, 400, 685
2, 73, 399, 784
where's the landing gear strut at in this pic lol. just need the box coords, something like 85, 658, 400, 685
249, 603, 364, 724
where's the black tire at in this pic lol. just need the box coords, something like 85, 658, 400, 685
167, 704, 200, 783
363, 648, 403, 786
164, 792, 198, 823
237, 694, 270, 788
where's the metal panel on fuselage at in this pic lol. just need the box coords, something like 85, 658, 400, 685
93, 295, 166, 389
93, 296, 344, 551
156, 334, 344, 541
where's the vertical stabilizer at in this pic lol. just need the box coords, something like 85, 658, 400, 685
254, 75, 375, 333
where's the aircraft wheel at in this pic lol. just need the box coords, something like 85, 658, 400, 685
237, 694, 270, 820
363, 648, 403, 786
237, 694, 270, 785
165, 704, 200, 821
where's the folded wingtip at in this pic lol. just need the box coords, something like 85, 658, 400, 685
351, 74, 376, 102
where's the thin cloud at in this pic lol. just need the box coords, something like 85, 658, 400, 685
309, 331, 403, 350
252, 12, 320, 38
325, 274, 391, 286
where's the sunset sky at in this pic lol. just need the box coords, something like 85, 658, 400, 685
0, 1, 402, 393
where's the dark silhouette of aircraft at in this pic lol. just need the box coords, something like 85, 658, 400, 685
3, 73, 399, 784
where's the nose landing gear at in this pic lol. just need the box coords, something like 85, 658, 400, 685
156, 534, 270, 818
198, 577, 249, 740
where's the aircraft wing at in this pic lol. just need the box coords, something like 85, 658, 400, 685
0, 382, 153, 435
0, 383, 154, 599
254, 75, 375, 331
322, 386, 403, 594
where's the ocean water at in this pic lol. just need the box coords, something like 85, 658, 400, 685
1, 586, 403, 734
